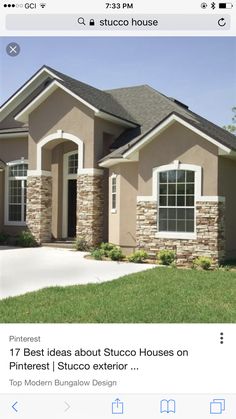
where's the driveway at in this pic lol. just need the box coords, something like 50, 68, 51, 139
0, 246, 156, 299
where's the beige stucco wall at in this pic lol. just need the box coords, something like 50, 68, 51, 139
28, 88, 95, 170
218, 156, 236, 259
94, 118, 125, 240
0, 137, 28, 164
138, 122, 219, 197
109, 162, 138, 250
0, 136, 28, 234
119, 162, 138, 248
94, 118, 125, 166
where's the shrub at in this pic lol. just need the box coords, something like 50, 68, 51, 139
108, 247, 124, 261
157, 249, 176, 266
128, 250, 148, 263
100, 242, 116, 256
193, 256, 212, 270
91, 248, 104, 260
75, 237, 89, 251
0, 232, 8, 244
17, 231, 37, 248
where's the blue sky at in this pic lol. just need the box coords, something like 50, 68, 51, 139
0, 36, 235, 127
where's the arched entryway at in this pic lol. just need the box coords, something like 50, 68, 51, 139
27, 129, 104, 245
27, 130, 84, 242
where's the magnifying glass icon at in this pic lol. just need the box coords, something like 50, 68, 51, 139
78, 17, 86, 25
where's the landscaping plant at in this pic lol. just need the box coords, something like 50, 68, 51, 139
90, 248, 104, 260
74, 237, 90, 251
0, 232, 8, 245
157, 249, 176, 266
128, 250, 148, 263
193, 256, 212, 270
17, 231, 37, 248
100, 242, 116, 257
108, 246, 124, 261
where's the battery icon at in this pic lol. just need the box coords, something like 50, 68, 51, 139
219, 2, 233, 7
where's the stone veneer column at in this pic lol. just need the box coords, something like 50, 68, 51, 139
76, 174, 104, 246
26, 175, 52, 243
136, 199, 225, 266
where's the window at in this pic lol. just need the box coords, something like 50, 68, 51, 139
68, 153, 78, 174
158, 169, 195, 233
111, 175, 117, 212
7, 162, 28, 224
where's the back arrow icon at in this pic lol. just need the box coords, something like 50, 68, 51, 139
64, 401, 70, 412
12, 401, 18, 412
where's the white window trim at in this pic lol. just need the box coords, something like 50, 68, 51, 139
4, 159, 28, 226
155, 162, 199, 239
111, 173, 118, 214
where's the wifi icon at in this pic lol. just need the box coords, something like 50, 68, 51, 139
40, 3, 46, 7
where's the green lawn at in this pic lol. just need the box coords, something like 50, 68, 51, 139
1, 267, 236, 323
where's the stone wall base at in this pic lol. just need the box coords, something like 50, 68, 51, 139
136, 200, 225, 266
76, 174, 104, 246
26, 175, 52, 243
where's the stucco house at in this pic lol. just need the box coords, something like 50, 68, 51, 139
0, 66, 236, 265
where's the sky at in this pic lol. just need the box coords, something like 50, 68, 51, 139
0, 36, 235, 127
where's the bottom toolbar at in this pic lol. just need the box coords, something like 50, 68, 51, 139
1, 394, 235, 418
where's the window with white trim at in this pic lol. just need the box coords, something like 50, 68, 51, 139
158, 169, 195, 233
111, 175, 117, 212
68, 153, 78, 174
7, 162, 28, 223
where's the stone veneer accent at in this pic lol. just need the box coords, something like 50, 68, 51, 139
26, 175, 52, 243
136, 200, 225, 266
76, 174, 104, 246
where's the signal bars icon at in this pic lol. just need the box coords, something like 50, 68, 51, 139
40, 3, 46, 8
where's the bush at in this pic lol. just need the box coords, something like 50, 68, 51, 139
193, 256, 212, 270
128, 250, 148, 263
100, 242, 116, 256
90, 244, 124, 261
91, 248, 104, 260
75, 237, 89, 251
108, 247, 124, 261
17, 231, 37, 248
0, 232, 8, 244
157, 249, 176, 266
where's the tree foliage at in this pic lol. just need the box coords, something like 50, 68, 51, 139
223, 107, 236, 134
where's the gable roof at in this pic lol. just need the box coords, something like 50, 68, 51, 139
0, 65, 138, 130
101, 85, 236, 161
1, 66, 235, 158
43, 66, 138, 125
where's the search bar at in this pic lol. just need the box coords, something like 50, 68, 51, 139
6, 14, 231, 31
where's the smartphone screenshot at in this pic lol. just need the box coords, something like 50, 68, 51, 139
0, 0, 236, 418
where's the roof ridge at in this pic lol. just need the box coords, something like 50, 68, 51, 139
106, 84, 151, 92
186, 108, 236, 139
44, 65, 106, 93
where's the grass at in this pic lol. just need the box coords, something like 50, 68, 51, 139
0, 267, 236, 323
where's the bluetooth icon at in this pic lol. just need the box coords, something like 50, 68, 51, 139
211, 2, 216, 8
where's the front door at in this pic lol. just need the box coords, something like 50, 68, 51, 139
67, 179, 77, 237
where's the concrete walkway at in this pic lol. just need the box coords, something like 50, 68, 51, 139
0, 246, 156, 299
